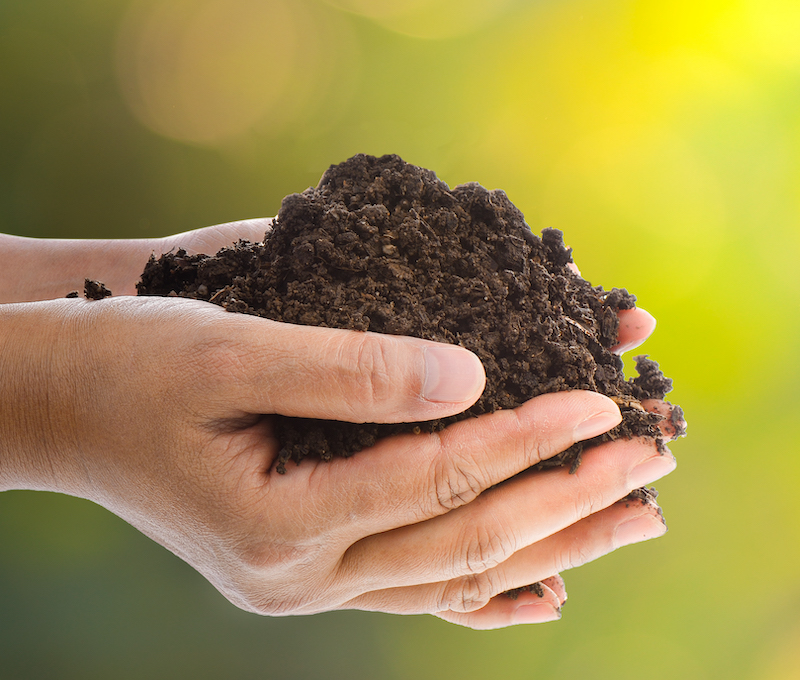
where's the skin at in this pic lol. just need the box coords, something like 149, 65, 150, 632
0, 219, 674, 630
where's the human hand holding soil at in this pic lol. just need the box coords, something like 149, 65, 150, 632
0, 285, 672, 629
1, 151, 682, 629
140, 157, 685, 483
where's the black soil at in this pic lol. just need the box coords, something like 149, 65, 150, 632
83, 278, 112, 300
137, 154, 684, 477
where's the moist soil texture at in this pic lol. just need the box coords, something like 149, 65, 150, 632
137, 154, 684, 478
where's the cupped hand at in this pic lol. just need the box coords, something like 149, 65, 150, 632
0, 295, 674, 629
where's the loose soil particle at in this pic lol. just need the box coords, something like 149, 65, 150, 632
77, 278, 113, 300
138, 154, 684, 476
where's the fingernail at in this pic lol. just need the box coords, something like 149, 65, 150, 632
629, 453, 677, 489
422, 345, 485, 403
613, 513, 667, 549
513, 602, 562, 624
573, 409, 622, 441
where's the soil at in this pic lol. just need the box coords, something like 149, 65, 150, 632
67, 279, 113, 300
138, 153, 684, 474
136, 153, 685, 602
83, 279, 113, 300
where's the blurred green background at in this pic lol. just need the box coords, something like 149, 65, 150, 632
1, 0, 799, 677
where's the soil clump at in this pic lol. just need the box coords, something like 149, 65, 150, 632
137, 154, 684, 475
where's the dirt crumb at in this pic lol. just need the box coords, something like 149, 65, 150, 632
83, 279, 112, 300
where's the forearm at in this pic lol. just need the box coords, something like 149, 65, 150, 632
0, 301, 76, 491
0, 234, 163, 303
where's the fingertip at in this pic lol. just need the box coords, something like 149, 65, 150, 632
614, 307, 657, 354
512, 601, 562, 625
571, 392, 622, 441
421, 344, 486, 406
612, 510, 668, 550
541, 574, 568, 606
439, 586, 563, 629
641, 398, 688, 440
511, 584, 563, 625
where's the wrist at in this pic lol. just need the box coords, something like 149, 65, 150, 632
0, 300, 86, 493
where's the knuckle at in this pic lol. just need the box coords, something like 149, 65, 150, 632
339, 333, 396, 416
432, 455, 484, 512
457, 523, 517, 575
524, 437, 548, 467
226, 544, 334, 617
557, 536, 595, 573
507, 409, 549, 467
439, 571, 499, 614
573, 487, 609, 521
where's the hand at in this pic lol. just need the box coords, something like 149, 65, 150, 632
158, 217, 273, 258
0, 219, 273, 303
0, 295, 675, 629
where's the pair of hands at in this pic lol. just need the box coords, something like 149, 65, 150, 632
0, 220, 676, 630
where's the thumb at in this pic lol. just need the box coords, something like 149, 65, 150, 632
223, 317, 486, 423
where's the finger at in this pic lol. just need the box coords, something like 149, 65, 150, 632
492, 574, 567, 608
477, 496, 665, 600
436, 500, 665, 629
213, 317, 486, 422
162, 218, 275, 255
540, 574, 567, 607
613, 307, 656, 354
439, 498, 664, 628
436, 580, 564, 629
343, 496, 664, 629
320, 390, 622, 537
337, 437, 674, 591
343, 574, 564, 629
641, 399, 687, 440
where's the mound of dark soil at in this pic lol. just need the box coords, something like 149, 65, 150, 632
137, 154, 684, 477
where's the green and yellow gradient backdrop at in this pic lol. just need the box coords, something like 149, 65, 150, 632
2, 0, 799, 677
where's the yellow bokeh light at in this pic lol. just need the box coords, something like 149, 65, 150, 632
740, 0, 800, 67
116, 0, 299, 145
542, 123, 726, 293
